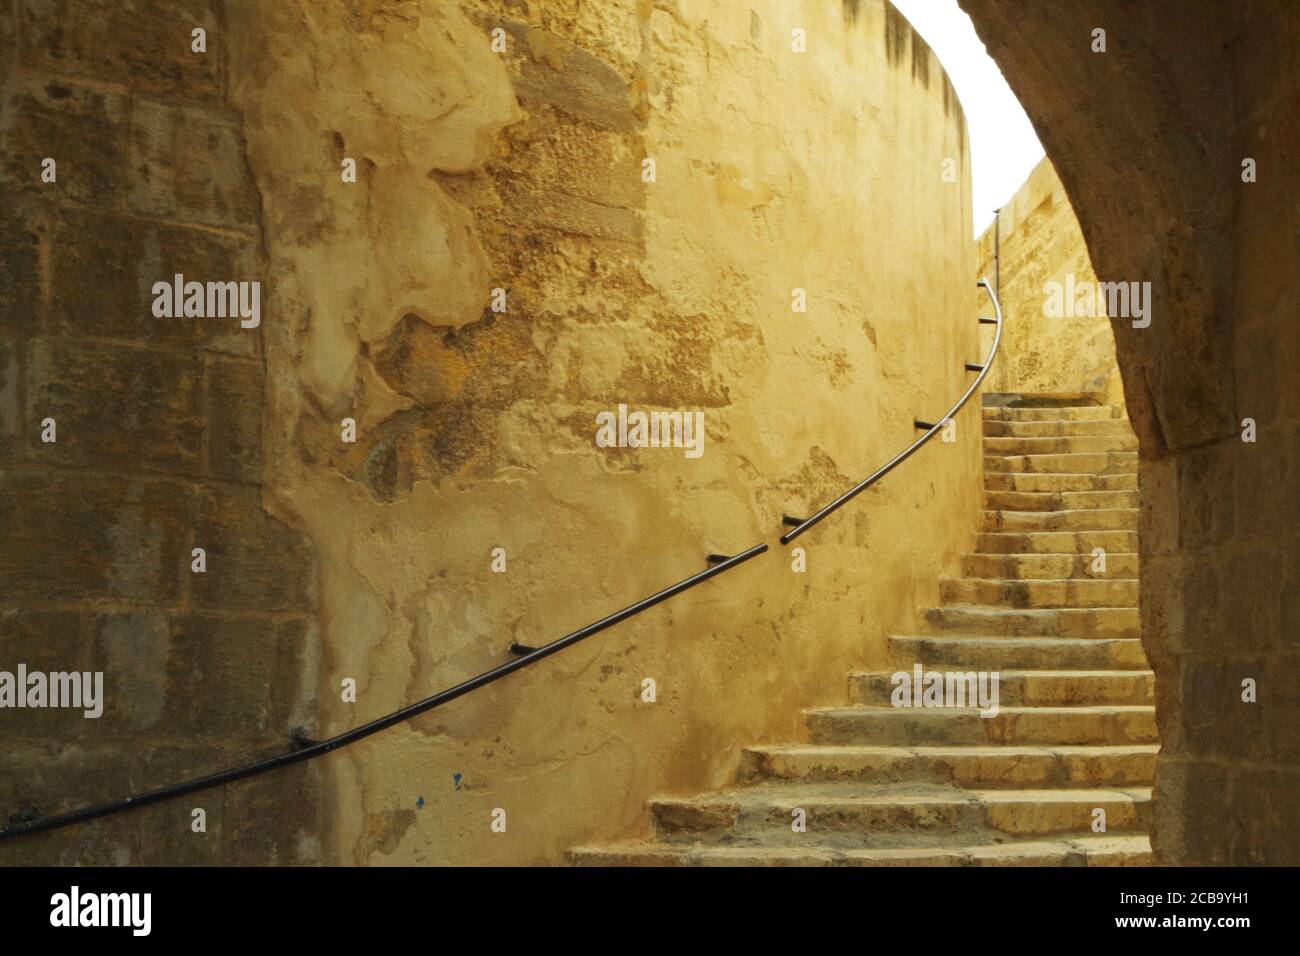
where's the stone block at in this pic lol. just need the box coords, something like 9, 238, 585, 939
0, 471, 186, 603
1152, 758, 1230, 865
25, 337, 204, 472
499, 21, 639, 132
161, 613, 277, 737
1282, 542, 1300, 648
129, 742, 229, 865
1220, 548, 1281, 651
1138, 455, 1179, 555
1151, 654, 1183, 750
1284, 325, 1300, 425
0, 338, 19, 459
270, 616, 318, 735
1174, 441, 1234, 547
1265, 653, 1300, 761
0, 75, 129, 205
127, 98, 259, 229
84, 612, 169, 734
19, 0, 223, 103
0, 609, 89, 740
0, 744, 142, 865
205, 356, 262, 483
492, 169, 642, 243
1227, 766, 1300, 865
50, 205, 259, 356
1177, 559, 1221, 656
223, 760, 320, 865
0, 1, 13, 72
1233, 326, 1282, 425
1180, 657, 1267, 760
0, 195, 45, 335
1137, 555, 1186, 657
190, 485, 318, 613
1232, 439, 1289, 541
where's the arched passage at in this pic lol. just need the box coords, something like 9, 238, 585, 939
961, 0, 1300, 863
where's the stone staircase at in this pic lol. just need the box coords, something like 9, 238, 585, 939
571, 393, 1155, 866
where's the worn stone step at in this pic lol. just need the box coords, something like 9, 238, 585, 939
569, 834, 1152, 867
922, 605, 1140, 638
983, 418, 1134, 438
984, 472, 1138, 493
648, 782, 1152, 841
983, 392, 1106, 408
889, 635, 1149, 670
848, 669, 1154, 707
983, 405, 1127, 422
977, 530, 1139, 554
739, 742, 1159, 787
984, 435, 1139, 455
961, 552, 1140, 579
940, 577, 1138, 609
805, 705, 1157, 747
983, 490, 1139, 512
985, 452, 1139, 475
981, 509, 1138, 533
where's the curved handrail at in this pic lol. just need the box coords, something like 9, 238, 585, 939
0, 544, 768, 841
780, 278, 1003, 543
0, 280, 1001, 844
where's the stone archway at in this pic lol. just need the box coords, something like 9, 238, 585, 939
961, 0, 1300, 864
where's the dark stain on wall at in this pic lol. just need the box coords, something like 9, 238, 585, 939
884, 2, 908, 65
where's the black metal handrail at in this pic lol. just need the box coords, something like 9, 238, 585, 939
781, 278, 1003, 543
0, 545, 768, 841
0, 279, 1000, 844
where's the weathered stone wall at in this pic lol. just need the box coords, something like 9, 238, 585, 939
0, 0, 977, 865
978, 157, 1123, 404
962, 0, 1300, 864
224, 0, 979, 865
0, 0, 321, 864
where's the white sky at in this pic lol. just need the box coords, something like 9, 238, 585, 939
890, 0, 1045, 237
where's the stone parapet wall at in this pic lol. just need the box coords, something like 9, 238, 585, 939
978, 157, 1123, 404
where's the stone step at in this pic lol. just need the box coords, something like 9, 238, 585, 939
648, 782, 1152, 841
804, 705, 1157, 746
848, 669, 1154, 707
984, 435, 1139, 455
889, 635, 1149, 670
940, 576, 1139, 609
983, 405, 1127, 422
962, 552, 1140, 580
739, 742, 1159, 787
982, 391, 1106, 408
983, 490, 1138, 512
977, 530, 1139, 554
984, 472, 1138, 493
922, 605, 1140, 638
570, 834, 1152, 867
985, 451, 1139, 475
983, 418, 1134, 438
981, 509, 1138, 533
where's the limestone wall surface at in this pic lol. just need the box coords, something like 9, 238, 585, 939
978, 157, 1123, 404
0, 0, 977, 865
223, 0, 979, 864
